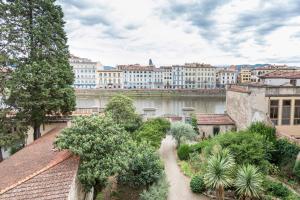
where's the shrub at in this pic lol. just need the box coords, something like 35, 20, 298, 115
248, 122, 276, 143
134, 117, 170, 149
179, 161, 194, 177
272, 139, 300, 177
293, 159, 300, 179
190, 175, 205, 193
177, 144, 190, 160
189, 143, 202, 153
139, 174, 169, 200
265, 181, 289, 198
117, 143, 163, 188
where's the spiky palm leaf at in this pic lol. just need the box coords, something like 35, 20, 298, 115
235, 164, 263, 199
204, 148, 235, 191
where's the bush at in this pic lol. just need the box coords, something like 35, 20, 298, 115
293, 159, 300, 179
117, 143, 163, 188
139, 174, 169, 200
265, 181, 289, 198
134, 118, 170, 149
177, 144, 190, 160
179, 161, 194, 177
190, 175, 205, 193
248, 122, 276, 143
272, 139, 300, 177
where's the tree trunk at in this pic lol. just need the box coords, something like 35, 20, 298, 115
216, 185, 224, 200
33, 123, 41, 140
0, 147, 3, 162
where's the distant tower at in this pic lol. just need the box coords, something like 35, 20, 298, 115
149, 59, 154, 66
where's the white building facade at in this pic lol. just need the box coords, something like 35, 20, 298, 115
216, 69, 237, 87
70, 55, 101, 89
96, 70, 123, 89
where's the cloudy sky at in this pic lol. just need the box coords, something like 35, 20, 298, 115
58, 0, 300, 66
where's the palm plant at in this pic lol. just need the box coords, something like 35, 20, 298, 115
204, 148, 235, 200
235, 164, 263, 199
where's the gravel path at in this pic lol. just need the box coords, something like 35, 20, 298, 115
159, 136, 209, 200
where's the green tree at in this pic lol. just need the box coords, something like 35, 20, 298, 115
0, 109, 28, 162
170, 122, 196, 147
134, 118, 170, 149
235, 164, 263, 199
55, 116, 132, 190
104, 94, 142, 132
1, 0, 75, 140
117, 142, 163, 188
190, 114, 199, 134
204, 148, 235, 200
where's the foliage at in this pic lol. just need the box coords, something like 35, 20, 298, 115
55, 116, 132, 190
293, 159, 300, 179
190, 175, 206, 193
117, 142, 163, 188
235, 164, 263, 199
2, 0, 75, 140
190, 114, 199, 134
95, 192, 104, 200
104, 94, 142, 132
179, 161, 194, 177
204, 148, 235, 200
134, 118, 170, 149
272, 139, 300, 177
200, 131, 274, 172
0, 109, 28, 161
177, 144, 190, 160
170, 122, 196, 147
264, 180, 290, 198
248, 122, 276, 143
139, 174, 169, 200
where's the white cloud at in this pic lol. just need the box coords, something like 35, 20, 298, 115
58, 0, 300, 66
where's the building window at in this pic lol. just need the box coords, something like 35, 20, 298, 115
294, 100, 300, 125
282, 100, 291, 125
270, 100, 279, 125
290, 79, 296, 86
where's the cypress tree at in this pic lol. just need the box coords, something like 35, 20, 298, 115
1, 0, 75, 140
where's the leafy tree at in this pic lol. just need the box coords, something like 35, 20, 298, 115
235, 164, 263, 199
117, 142, 163, 188
2, 0, 75, 140
134, 118, 170, 149
55, 116, 132, 190
104, 94, 142, 132
0, 109, 28, 162
204, 148, 235, 200
170, 122, 196, 147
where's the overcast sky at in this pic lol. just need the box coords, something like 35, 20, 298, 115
58, 0, 300, 67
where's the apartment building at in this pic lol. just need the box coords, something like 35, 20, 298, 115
153, 68, 164, 89
117, 64, 155, 89
239, 67, 252, 83
216, 69, 237, 87
172, 65, 185, 89
184, 63, 216, 89
70, 55, 101, 89
161, 66, 172, 89
96, 69, 123, 89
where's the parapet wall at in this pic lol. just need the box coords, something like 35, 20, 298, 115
75, 88, 226, 97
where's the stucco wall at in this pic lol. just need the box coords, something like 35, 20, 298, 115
26, 123, 59, 145
198, 124, 235, 138
226, 88, 269, 130
68, 175, 94, 200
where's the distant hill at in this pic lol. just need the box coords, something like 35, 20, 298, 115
235, 64, 270, 71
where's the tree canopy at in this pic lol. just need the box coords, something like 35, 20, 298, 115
104, 94, 142, 132
55, 116, 132, 190
1, 0, 75, 140
170, 122, 196, 147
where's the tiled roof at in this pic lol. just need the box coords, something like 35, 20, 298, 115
196, 114, 235, 125
260, 71, 300, 79
0, 124, 79, 200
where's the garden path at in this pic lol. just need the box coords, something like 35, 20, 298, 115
160, 136, 209, 200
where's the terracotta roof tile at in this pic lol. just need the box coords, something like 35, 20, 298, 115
196, 114, 235, 125
260, 71, 300, 79
0, 123, 80, 200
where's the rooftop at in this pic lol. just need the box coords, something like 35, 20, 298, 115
0, 124, 79, 200
196, 114, 235, 125
259, 71, 300, 79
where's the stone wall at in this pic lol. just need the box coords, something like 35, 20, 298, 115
68, 174, 94, 200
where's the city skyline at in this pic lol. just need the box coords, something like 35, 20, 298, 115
59, 0, 300, 66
